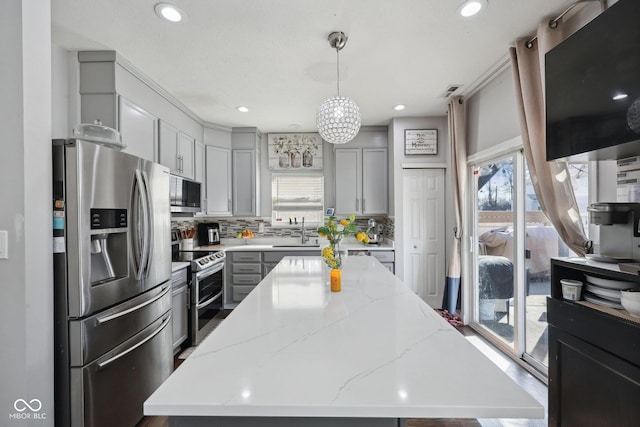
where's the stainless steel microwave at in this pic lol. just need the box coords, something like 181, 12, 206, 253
170, 174, 201, 213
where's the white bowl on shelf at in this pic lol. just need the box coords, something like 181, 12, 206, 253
620, 290, 640, 317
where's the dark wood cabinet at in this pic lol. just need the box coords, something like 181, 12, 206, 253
548, 259, 640, 427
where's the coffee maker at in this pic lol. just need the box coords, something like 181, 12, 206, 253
198, 222, 220, 246
588, 203, 640, 261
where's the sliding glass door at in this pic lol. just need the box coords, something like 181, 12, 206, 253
470, 149, 589, 374
473, 154, 517, 351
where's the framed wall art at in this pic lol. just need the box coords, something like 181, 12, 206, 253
404, 129, 438, 155
268, 133, 323, 171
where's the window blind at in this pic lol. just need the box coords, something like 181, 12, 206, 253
272, 175, 324, 225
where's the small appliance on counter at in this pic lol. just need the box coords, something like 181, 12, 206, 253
588, 202, 640, 262
366, 218, 382, 245
198, 222, 220, 246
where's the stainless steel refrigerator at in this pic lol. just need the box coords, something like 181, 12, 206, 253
53, 139, 173, 427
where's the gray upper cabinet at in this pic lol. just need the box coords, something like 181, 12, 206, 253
361, 148, 388, 215
335, 147, 387, 215
159, 120, 195, 179
77, 51, 204, 176
335, 149, 362, 215
232, 149, 256, 216
195, 141, 206, 208
118, 96, 157, 162
231, 127, 261, 216
206, 146, 232, 216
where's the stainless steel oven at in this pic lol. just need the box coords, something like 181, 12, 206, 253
190, 251, 225, 346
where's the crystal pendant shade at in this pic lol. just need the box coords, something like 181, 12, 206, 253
316, 31, 361, 145
317, 96, 361, 145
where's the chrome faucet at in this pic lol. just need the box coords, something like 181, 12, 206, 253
301, 217, 309, 244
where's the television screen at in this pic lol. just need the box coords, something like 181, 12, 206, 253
546, 0, 640, 161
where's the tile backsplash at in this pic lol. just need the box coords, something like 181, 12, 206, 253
172, 216, 394, 243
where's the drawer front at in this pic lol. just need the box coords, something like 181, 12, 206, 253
232, 285, 255, 302
371, 251, 395, 262
231, 251, 261, 262
232, 263, 262, 274
232, 274, 262, 286
171, 268, 188, 286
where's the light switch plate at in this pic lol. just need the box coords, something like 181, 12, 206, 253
0, 230, 7, 259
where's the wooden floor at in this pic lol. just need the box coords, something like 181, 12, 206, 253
138, 326, 546, 427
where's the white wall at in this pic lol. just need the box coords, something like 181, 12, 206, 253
1, 1, 54, 425
389, 116, 450, 285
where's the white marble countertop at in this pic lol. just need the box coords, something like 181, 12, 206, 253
171, 261, 190, 273
145, 256, 542, 420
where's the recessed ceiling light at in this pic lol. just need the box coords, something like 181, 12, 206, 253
154, 3, 186, 23
613, 93, 628, 101
393, 104, 406, 111
236, 106, 249, 113
457, 0, 487, 18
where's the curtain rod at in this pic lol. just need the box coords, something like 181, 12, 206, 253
525, 0, 607, 48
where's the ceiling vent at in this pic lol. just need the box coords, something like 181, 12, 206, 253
440, 84, 463, 98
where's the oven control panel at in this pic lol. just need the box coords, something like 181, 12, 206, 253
194, 251, 226, 271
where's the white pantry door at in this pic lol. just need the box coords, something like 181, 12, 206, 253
402, 168, 446, 307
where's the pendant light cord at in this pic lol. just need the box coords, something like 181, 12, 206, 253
336, 47, 341, 96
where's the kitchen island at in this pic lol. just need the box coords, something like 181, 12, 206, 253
145, 256, 543, 426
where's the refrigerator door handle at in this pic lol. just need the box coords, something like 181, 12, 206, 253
95, 285, 170, 325
140, 170, 154, 277
97, 313, 171, 369
134, 169, 151, 280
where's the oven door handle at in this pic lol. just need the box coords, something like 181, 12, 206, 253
97, 313, 171, 369
196, 262, 224, 280
96, 285, 170, 325
196, 291, 222, 310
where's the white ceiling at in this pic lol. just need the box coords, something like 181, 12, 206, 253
51, 0, 576, 133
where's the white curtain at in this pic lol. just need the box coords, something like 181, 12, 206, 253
509, 14, 596, 255
442, 97, 467, 313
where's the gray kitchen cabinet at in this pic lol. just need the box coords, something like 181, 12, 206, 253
227, 251, 262, 306
195, 141, 206, 208
362, 149, 388, 215
171, 267, 189, 353
225, 249, 320, 308
206, 146, 232, 216
335, 149, 361, 215
232, 149, 256, 216
231, 127, 261, 216
77, 51, 204, 172
335, 148, 387, 215
118, 96, 158, 162
160, 120, 195, 179
371, 250, 394, 273
347, 249, 395, 274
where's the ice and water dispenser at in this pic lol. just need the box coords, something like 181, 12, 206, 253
90, 208, 128, 284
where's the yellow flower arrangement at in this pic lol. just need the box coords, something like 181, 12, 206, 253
317, 214, 368, 269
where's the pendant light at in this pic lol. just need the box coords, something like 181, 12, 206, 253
316, 31, 361, 145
